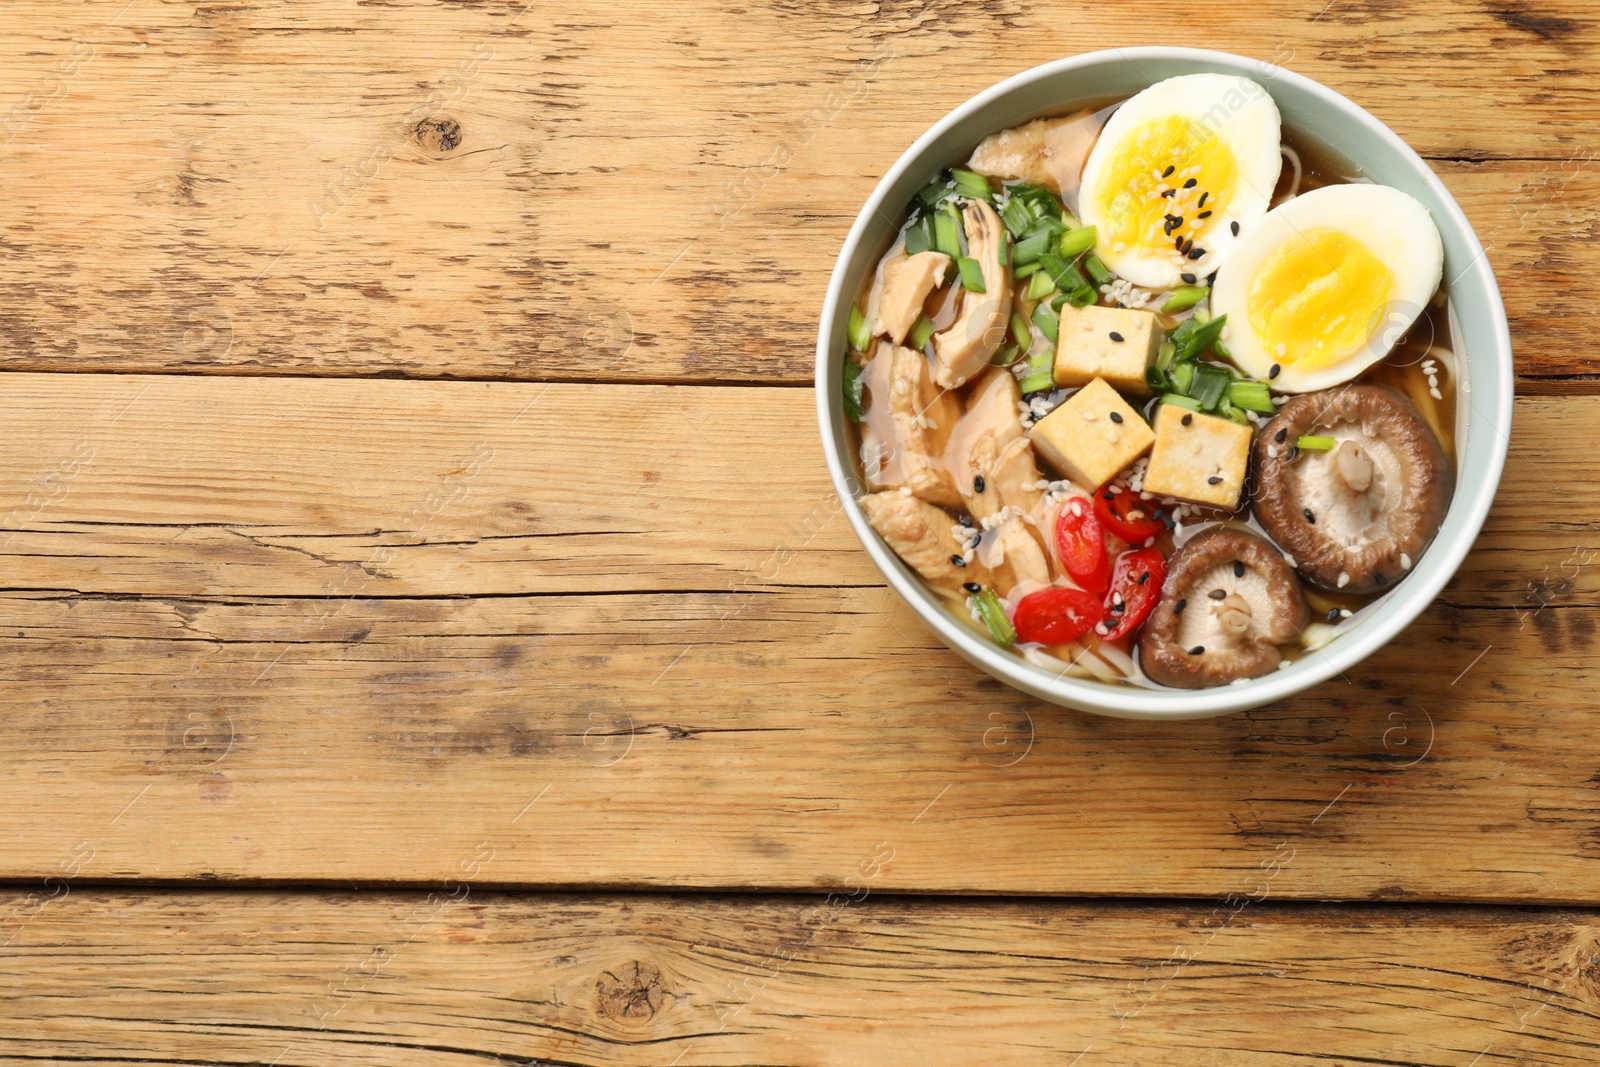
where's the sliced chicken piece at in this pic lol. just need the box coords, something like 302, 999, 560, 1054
861, 491, 992, 594
966, 110, 1100, 195
976, 514, 1051, 596
877, 251, 952, 346
932, 200, 1012, 390
858, 342, 963, 508
950, 368, 1046, 522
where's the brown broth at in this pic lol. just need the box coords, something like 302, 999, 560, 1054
847, 96, 1460, 687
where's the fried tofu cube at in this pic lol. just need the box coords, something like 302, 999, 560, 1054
1143, 404, 1254, 509
1027, 377, 1155, 489
1054, 303, 1161, 396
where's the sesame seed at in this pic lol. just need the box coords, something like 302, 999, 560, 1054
1340, 609, 1353, 618
1303, 508, 1316, 524
1161, 188, 1176, 198
1188, 645, 1205, 655
1110, 601, 1125, 614
1182, 413, 1193, 426
1233, 561, 1244, 577
1174, 598, 1187, 613
1181, 272, 1197, 284
1401, 552, 1413, 570
1186, 247, 1205, 260
951, 554, 966, 567
1173, 236, 1184, 250
1197, 210, 1212, 219
1183, 178, 1197, 189
1109, 410, 1124, 423
959, 514, 973, 527
974, 475, 985, 493
1275, 428, 1287, 442
1206, 271, 1217, 285
1337, 571, 1350, 588
1137, 571, 1150, 584
1269, 363, 1281, 380
1208, 588, 1227, 600
1199, 192, 1209, 207
1230, 221, 1240, 236
1375, 573, 1388, 586
1109, 332, 1124, 343
1163, 165, 1176, 177
1326, 608, 1340, 623
963, 582, 981, 594
1208, 475, 1222, 485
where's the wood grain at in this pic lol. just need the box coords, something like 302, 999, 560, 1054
0, 2, 1592, 384
0, 373, 1589, 608
0, 580, 1593, 900
2, 890, 1595, 1066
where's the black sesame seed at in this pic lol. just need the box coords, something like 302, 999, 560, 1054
1102, 490, 1114, 500
1109, 410, 1124, 423
1181, 413, 1193, 426
1188, 645, 1205, 655
1173, 236, 1185, 250
1303, 508, 1316, 524
1274, 428, 1287, 443
1197, 210, 1212, 219
1288, 446, 1300, 461
1183, 177, 1197, 189
1207, 475, 1223, 485
1109, 332, 1124, 343
1208, 588, 1227, 600
1198, 191, 1209, 207
1137, 571, 1151, 584
1269, 363, 1281, 380
1162, 165, 1175, 177
1233, 560, 1245, 578
974, 475, 985, 493
1174, 598, 1187, 613
1375, 573, 1388, 586
1186, 247, 1206, 260
1326, 608, 1340, 623
1230, 221, 1240, 236
959, 514, 974, 527
1111, 602, 1125, 613
1206, 271, 1218, 285
1181, 272, 1197, 284
1161, 188, 1176, 198
951, 554, 966, 567
964, 582, 981, 594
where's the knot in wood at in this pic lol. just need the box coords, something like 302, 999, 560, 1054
595, 959, 665, 1023
413, 116, 462, 154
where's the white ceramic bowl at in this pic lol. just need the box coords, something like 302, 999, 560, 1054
815, 47, 1513, 720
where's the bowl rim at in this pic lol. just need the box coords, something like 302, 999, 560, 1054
814, 46, 1514, 719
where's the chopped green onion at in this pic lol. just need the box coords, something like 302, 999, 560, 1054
1218, 402, 1251, 425
1023, 215, 1066, 242
956, 256, 987, 293
1024, 269, 1056, 302
950, 167, 993, 199
1082, 252, 1114, 286
990, 342, 1021, 366
1227, 380, 1276, 414
1167, 312, 1228, 363
915, 179, 953, 209
1154, 339, 1177, 373
843, 357, 865, 423
1010, 310, 1033, 347
1018, 345, 1055, 395
997, 232, 1010, 268
904, 215, 934, 256
1012, 231, 1052, 266
1160, 392, 1203, 412
847, 305, 873, 353
1169, 360, 1196, 395
933, 207, 963, 259
1013, 261, 1042, 280
1000, 197, 1035, 239
1007, 182, 1062, 221
1031, 302, 1059, 344
908, 313, 936, 351
1145, 365, 1170, 393
1191, 364, 1230, 411
1297, 434, 1337, 451
973, 588, 1016, 647
1038, 253, 1096, 307
1212, 337, 1233, 361
1056, 225, 1098, 260
1162, 285, 1210, 313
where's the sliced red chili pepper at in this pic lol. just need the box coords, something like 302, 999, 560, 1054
1101, 547, 1168, 642
1094, 488, 1165, 543
1054, 496, 1109, 594
1013, 587, 1103, 646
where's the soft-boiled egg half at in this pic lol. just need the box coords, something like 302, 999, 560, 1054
1209, 184, 1444, 393
1078, 73, 1282, 291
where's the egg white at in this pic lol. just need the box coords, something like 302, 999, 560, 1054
1209, 184, 1444, 393
1078, 73, 1282, 291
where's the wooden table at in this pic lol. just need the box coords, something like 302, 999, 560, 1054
1, 2, 1597, 1063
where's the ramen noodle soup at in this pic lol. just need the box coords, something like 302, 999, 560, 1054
842, 73, 1457, 689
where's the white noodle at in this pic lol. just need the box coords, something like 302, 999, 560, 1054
1280, 144, 1303, 202
1092, 640, 1136, 676
1022, 643, 1096, 679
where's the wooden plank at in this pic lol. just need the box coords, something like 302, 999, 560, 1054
1, 890, 1595, 1065
0, 2, 1593, 384
0, 579, 1595, 900
0, 374, 1590, 609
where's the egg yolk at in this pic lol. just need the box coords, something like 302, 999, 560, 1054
1246, 228, 1393, 368
1095, 115, 1238, 254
